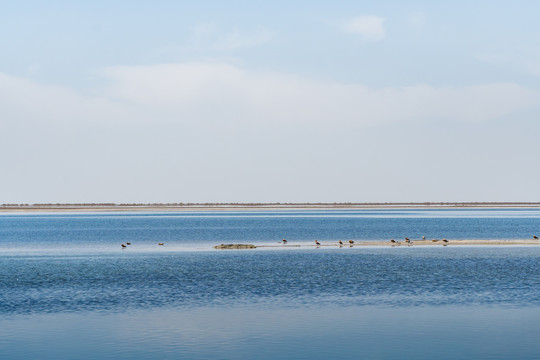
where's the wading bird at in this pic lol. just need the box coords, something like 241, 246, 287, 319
121, 244, 126, 249
315, 240, 321, 246
126, 242, 131, 245
282, 239, 287, 244
534, 235, 538, 240
339, 240, 343, 246
349, 240, 354, 245
158, 243, 164, 246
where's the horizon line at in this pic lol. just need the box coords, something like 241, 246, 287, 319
2, 202, 540, 207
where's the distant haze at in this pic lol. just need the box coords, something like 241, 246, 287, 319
1, 1, 540, 203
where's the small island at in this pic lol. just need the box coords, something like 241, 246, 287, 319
214, 244, 257, 249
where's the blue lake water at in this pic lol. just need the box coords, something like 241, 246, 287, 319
1, 209, 540, 359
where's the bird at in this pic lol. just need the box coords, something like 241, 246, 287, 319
442, 239, 448, 243
534, 235, 538, 240
282, 239, 287, 244
422, 236, 426, 240
404, 237, 410, 243
390, 239, 396, 243
432, 239, 438, 242
315, 240, 321, 246
339, 240, 343, 246
158, 243, 164, 246
126, 242, 131, 245
121, 244, 126, 249
349, 240, 354, 244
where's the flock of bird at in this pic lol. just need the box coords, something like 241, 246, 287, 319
280, 236, 434, 247
122, 235, 540, 249
280, 235, 540, 248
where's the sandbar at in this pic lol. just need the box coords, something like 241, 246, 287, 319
214, 239, 540, 249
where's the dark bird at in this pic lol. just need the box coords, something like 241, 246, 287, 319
339, 240, 343, 246
126, 242, 131, 245
282, 239, 287, 244
158, 243, 164, 246
442, 239, 448, 243
315, 240, 321, 246
349, 240, 354, 244
534, 235, 538, 240
121, 244, 126, 249
390, 239, 396, 243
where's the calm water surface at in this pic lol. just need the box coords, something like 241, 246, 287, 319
1, 208, 540, 252
1, 209, 540, 359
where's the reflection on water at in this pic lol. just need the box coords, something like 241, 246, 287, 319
2, 305, 540, 359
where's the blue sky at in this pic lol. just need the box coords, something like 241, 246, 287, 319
1, 1, 540, 203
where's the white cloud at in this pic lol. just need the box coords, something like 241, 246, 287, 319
4, 62, 539, 135
213, 28, 274, 51
2, 64, 540, 203
340, 15, 386, 41
99, 63, 540, 126
475, 52, 540, 77
187, 23, 273, 51
0, 73, 134, 125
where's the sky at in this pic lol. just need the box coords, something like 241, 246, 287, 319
1, 0, 540, 203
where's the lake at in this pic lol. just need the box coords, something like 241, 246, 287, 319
1, 209, 540, 359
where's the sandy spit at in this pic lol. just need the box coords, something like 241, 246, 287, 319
250, 239, 540, 248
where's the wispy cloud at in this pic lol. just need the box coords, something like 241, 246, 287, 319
3, 62, 538, 134
188, 22, 274, 51
213, 28, 273, 51
3, 64, 540, 202
340, 15, 386, 41
475, 52, 540, 77
99, 63, 539, 125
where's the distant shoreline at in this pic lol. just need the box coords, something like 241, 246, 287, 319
1, 202, 540, 212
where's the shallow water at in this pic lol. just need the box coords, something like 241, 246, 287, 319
2, 247, 540, 314
1, 209, 540, 359
1, 208, 540, 252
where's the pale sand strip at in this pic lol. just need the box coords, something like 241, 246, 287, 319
249, 239, 540, 248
